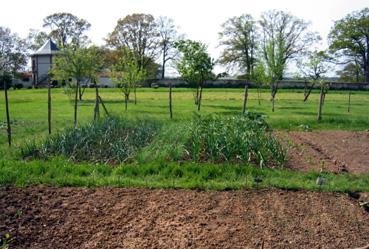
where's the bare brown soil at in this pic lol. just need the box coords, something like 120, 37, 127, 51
1, 186, 369, 249
279, 131, 369, 174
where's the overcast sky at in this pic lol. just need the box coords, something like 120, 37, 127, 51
1, 0, 368, 75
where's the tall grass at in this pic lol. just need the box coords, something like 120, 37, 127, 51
21, 117, 160, 164
1, 158, 369, 192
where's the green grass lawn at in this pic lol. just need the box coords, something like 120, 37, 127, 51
1, 87, 369, 191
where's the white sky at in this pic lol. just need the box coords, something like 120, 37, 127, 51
1, 0, 369, 75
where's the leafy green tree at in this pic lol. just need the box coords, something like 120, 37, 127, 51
0, 26, 27, 146
106, 13, 159, 72
297, 50, 332, 101
111, 47, 145, 111
0, 27, 27, 75
43, 12, 91, 48
336, 61, 365, 82
259, 10, 318, 111
328, 8, 369, 82
174, 39, 215, 111
51, 47, 102, 127
218, 14, 258, 80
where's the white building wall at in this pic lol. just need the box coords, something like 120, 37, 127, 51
37, 55, 52, 81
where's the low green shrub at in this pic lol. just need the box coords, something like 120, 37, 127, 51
185, 113, 286, 167
21, 117, 160, 164
21, 113, 285, 168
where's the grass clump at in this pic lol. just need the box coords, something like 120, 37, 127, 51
2, 158, 369, 192
186, 113, 286, 167
21, 117, 160, 164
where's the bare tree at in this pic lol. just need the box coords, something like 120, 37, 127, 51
157, 16, 182, 79
27, 29, 49, 50
297, 50, 331, 102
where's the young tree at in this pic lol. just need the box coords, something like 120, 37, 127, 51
317, 80, 330, 121
174, 39, 215, 111
264, 39, 285, 112
106, 13, 159, 72
111, 47, 145, 111
218, 14, 258, 80
51, 47, 101, 127
157, 16, 181, 79
297, 50, 331, 102
84, 46, 105, 120
43, 12, 91, 48
259, 10, 317, 111
253, 55, 270, 105
0, 27, 27, 146
328, 8, 369, 82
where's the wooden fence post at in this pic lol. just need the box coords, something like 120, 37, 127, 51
48, 80, 52, 134
242, 84, 248, 114
4, 80, 12, 146
169, 83, 173, 119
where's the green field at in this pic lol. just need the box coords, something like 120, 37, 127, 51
1, 87, 369, 191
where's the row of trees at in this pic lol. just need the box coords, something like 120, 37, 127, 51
14, 8, 369, 83
27, 13, 182, 79
1, 8, 369, 145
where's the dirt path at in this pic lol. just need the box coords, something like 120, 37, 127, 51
1, 186, 369, 249
278, 131, 369, 173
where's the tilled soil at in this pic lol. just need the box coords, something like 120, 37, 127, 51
1, 186, 369, 249
278, 131, 369, 173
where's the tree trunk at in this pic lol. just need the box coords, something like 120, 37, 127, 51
270, 83, 277, 112
94, 82, 100, 121
303, 82, 315, 102
78, 85, 82, 101
98, 96, 110, 116
48, 80, 51, 134
271, 95, 275, 112
74, 81, 79, 128
257, 86, 261, 105
317, 86, 324, 121
169, 83, 173, 119
197, 86, 203, 111
162, 46, 166, 79
242, 84, 248, 114
348, 91, 351, 113
134, 88, 137, 105
4, 80, 11, 146
195, 86, 200, 105
365, 66, 369, 83
125, 94, 128, 111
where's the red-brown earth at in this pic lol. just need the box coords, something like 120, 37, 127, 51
1, 186, 369, 249
278, 131, 369, 174
1, 131, 369, 248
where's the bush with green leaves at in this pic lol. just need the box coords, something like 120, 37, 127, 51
185, 113, 286, 167
22, 117, 160, 164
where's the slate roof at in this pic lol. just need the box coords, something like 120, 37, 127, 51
33, 39, 59, 55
